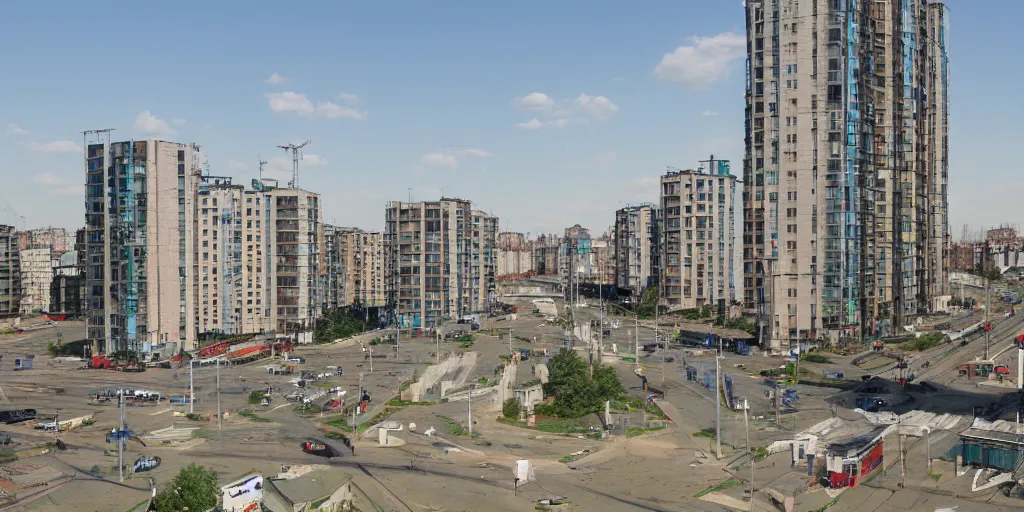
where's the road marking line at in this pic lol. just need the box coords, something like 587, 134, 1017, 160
271, 403, 291, 412
149, 408, 172, 416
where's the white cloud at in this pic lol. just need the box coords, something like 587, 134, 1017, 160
266, 91, 367, 120
315, 101, 367, 120
702, 110, 719, 117
419, 147, 490, 170
228, 159, 250, 171
453, 148, 491, 158
303, 154, 328, 166
420, 153, 459, 170
28, 140, 81, 153
518, 92, 553, 111
172, 118, 187, 126
574, 93, 619, 119
266, 72, 289, 85
654, 32, 746, 89
515, 118, 545, 131
513, 92, 618, 129
133, 110, 176, 135
200, 123, 214, 131
266, 92, 315, 115
33, 172, 80, 196
6, 123, 27, 135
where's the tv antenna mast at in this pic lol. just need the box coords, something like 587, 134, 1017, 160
258, 157, 268, 181
277, 140, 311, 189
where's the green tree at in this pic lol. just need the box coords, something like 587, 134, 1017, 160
503, 398, 522, 420
593, 364, 623, 400
544, 348, 624, 417
982, 268, 1002, 282
314, 308, 373, 343
153, 463, 219, 512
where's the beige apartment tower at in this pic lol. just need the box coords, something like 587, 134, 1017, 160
614, 205, 660, 297
194, 178, 271, 337
337, 228, 386, 307
265, 188, 324, 335
743, 0, 950, 351
384, 198, 497, 328
660, 161, 737, 310
84, 137, 204, 354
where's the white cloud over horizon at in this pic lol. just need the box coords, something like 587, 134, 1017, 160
654, 32, 746, 89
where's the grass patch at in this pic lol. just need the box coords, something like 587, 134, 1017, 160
438, 415, 470, 436
900, 332, 949, 352
238, 409, 272, 423
475, 440, 493, 447
534, 417, 590, 434
0, 449, 16, 464
294, 403, 319, 414
801, 353, 832, 364
809, 496, 841, 512
693, 428, 716, 440
496, 417, 528, 428
693, 479, 741, 498
191, 429, 211, 439
626, 425, 666, 437
324, 416, 353, 432
385, 397, 437, 407
558, 450, 593, 464
928, 471, 942, 482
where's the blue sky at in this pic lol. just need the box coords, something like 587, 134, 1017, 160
0, 0, 1018, 240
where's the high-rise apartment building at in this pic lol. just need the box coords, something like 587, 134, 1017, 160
265, 188, 324, 334
194, 177, 272, 336
384, 198, 497, 328
337, 228, 386, 307
19, 247, 54, 314
614, 205, 660, 297
590, 234, 616, 285
533, 235, 562, 277
496, 232, 534, 278
84, 137, 203, 354
471, 210, 498, 310
0, 225, 20, 318
743, 0, 950, 350
660, 160, 737, 309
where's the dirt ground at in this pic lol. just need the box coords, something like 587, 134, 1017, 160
3, 295, 1024, 511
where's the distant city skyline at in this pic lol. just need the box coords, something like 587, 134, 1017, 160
0, 0, 1016, 237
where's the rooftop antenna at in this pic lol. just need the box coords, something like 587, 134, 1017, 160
258, 157, 268, 181
277, 140, 311, 189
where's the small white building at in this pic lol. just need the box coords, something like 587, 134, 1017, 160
263, 468, 356, 512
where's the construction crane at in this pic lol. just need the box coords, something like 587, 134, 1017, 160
277, 140, 311, 189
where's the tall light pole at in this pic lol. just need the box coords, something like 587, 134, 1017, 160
216, 359, 221, 429
985, 279, 991, 360
715, 332, 722, 459
189, 359, 194, 414
468, 385, 474, 436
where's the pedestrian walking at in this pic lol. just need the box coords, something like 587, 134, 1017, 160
350, 444, 355, 455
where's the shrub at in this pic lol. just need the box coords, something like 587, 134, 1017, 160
503, 398, 522, 420
533, 403, 558, 417
153, 464, 219, 512
246, 390, 264, 405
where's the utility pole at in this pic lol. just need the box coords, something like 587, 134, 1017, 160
395, 315, 400, 360
634, 312, 640, 368
598, 284, 604, 364
744, 398, 753, 511
216, 359, 221, 429
277, 140, 311, 189
985, 279, 991, 360
118, 394, 125, 482
436, 330, 441, 365
715, 333, 722, 459
369, 342, 373, 373
189, 359, 194, 414
353, 372, 364, 428
468, 386, 473, 436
